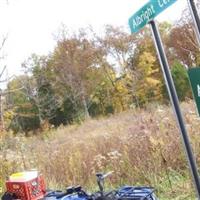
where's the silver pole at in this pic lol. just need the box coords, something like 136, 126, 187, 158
188, 0, 200, 46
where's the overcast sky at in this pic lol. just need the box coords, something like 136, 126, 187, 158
0, 0, 188, 80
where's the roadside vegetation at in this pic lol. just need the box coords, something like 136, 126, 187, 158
1, 101, 200, 199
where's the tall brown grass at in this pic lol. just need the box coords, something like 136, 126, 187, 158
1, 101, 200, 199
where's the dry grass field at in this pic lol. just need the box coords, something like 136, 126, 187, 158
1, 101, 200, 199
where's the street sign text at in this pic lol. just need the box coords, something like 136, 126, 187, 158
129, 0, 177, 33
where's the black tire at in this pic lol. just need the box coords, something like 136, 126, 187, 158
1, 192, 17, 200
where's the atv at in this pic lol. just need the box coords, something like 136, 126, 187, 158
2, 171, 158, 200
43, 172, 158, 200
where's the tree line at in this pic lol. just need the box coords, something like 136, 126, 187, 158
2, 7, 200, 134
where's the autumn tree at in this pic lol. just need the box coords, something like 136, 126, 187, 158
98, 25, 136, 110
4, 18, 197, 134
128, 26, 164, 106
50, 28, 107, 119
168, 8, 200, 67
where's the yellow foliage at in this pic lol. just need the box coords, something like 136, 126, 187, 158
4, 110, 14, 120
3, 110, 15, 130
146, 77, 161, 86
135, 50, 163, 105
138, 52, 156, 76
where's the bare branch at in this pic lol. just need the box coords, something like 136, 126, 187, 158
0, 35, 7, 52
2, 86, 24, 95
0, 66, 6, 79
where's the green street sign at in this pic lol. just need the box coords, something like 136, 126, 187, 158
188, 67, 200, 116
129, 0, 177, 33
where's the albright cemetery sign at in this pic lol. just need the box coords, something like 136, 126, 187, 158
128, 0, 200, 198
129, 0, 177, 33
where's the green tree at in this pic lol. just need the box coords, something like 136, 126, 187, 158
5, 75, 40, 134
22, 54, 64, 126
171, 61, 191, 101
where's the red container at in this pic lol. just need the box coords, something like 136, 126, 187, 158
6, 175, 46, 200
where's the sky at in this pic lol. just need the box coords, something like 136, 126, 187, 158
0, 0, 188, 82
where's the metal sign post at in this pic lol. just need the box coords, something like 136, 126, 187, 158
149, 20, 200, 199
128, 1, 200, 198
187, 0, 200, 45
